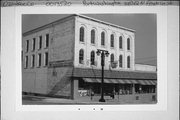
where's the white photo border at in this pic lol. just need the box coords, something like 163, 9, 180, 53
15, 6, 166, 111
2, 5, 179, 120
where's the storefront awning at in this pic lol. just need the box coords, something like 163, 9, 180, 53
71, 68, 157, 79
83, 78, 157, 85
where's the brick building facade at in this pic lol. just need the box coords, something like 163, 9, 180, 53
22, 14, 157, 103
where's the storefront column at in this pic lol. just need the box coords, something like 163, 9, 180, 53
132, 84, 135, 94
71, 79, 79, 100
155, 85, 157, 93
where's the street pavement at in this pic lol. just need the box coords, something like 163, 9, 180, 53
22, 95, 156, 105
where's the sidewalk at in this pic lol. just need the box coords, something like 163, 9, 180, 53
22, 95, 156, 105
22, 95, 118, 104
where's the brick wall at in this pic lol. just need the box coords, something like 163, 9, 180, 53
74, 16, 135, 71
22, 16, 75, 95
47, 17, 75, 97
22, 27, 50, 94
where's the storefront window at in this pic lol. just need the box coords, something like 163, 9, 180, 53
119, 84, 133, 95
135, 84, 156, 94
78, 79, 156, 98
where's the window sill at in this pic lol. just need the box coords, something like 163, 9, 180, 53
101, 45, 106, 48
43, 65, 48, 68
79, 41, 85, 44
90, 43, 96, 46
110, 47, 115, 49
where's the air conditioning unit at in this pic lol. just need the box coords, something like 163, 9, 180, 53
110, 61, 118, 68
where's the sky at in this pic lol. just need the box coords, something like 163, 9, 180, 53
22, 14, 157, 66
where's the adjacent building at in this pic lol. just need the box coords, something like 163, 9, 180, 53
22, 14, 157, 103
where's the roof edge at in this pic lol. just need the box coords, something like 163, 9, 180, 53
75, 14, 135, 32
22, 14, 76, 37
23, 14, 135, 37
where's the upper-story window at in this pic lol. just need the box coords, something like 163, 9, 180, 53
91, 29, 95, 44
38, 36, 42, 50
119, 36, 123, 49
25, 56, 28, 68
90, 51, 95, 65
26, 40, 29, 52
110, 54, 114, 63
119, 55, 123, 68
32, 38, 36, 51
45, 34, 49, 48
110, 34, 114, 48
44, 52, 48, 66
127, 56, 130, 68
31, 54, 35, 68
101, 31, 105, 46
37, 53, 41, 67
79, 49, 84, 64
79, 27, 85, 42
127, 38, 130, 50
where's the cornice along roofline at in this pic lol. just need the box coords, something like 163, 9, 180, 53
23, 14, 135, 37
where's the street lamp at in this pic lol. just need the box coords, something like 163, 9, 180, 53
96, 49, 109, 102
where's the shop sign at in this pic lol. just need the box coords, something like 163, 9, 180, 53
49, 60, 73, 67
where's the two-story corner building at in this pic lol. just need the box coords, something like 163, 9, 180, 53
22, 14, 157, 103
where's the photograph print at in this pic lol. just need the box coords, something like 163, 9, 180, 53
22, 14, 157, 105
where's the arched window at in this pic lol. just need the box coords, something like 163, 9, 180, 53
101, 31, 105, 46
110, 34, 114, 47
90, 51, 95, 65
79, 49, 84, 64
110, 54, 114, 63
91, 29, 95, 44
127, 56, 130, 68
127, 38, 130, 50
119, 55, 123, 68
79, 27, 84, 42
119, 36, 123, 49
